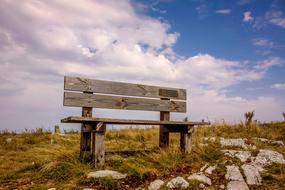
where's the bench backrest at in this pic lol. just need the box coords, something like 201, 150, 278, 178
63, 76, 187, 113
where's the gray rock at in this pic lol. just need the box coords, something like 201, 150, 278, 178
241, 164, 261, 185
251, 149, 285, 170
188, 173, 212, 185
227, 181, 249, 190
225, 165, 244, 181
87, 170, 127, 179
6, 138, 12, 143
167, 176, 189, 189
220, 138, 248, 149
148, 179, 164, 190
222, 150, 251, 162
205, 165, 216, 175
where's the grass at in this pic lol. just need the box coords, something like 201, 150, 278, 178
0, 122, 284, 189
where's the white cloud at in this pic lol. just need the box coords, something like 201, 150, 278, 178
255, 57, 284, 70
243, 11, 254, 22
252, 38, 274, 55
271, 83, 285, 90
254, 10, 285, 29
0, 0, 284, 130
269, 18, 285, 28
253, 38, 273, 48
215, 9, 231, 15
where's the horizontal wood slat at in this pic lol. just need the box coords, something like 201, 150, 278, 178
64, 92, 186, 112
64, 76, 186, 100
61, 116, 210, 125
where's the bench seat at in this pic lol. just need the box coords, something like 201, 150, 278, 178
61, 116, 210, 126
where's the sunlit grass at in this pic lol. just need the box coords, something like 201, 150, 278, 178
0, 122, 284, 189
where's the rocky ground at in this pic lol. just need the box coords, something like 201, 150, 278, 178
55, 137, 284, 190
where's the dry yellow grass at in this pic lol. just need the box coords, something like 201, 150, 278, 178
0, 122, 284, 189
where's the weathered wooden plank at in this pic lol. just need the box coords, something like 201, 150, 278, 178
64, 92, 186, 112
80, 105, 92, 161
92, 122, 106, 168
64, 76, 187, 100
61, 116, 211, 125
159, 98, 170, 148
180, 125, 194, 153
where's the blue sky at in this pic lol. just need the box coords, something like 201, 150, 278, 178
138, 0, 285, 98
0, 0, 285, 131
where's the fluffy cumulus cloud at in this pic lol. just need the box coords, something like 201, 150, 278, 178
0, 0, 284, 130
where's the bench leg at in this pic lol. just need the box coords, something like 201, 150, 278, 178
80, 123, 92, 161
80, 107, 93, 161
92, 122, 106, 168
159, 125, 169, 148
180, 125, 194, 153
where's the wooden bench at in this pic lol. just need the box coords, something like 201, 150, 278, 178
61, 76, 209, 167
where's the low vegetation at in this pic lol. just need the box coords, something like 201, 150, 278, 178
0, 122, 284, 189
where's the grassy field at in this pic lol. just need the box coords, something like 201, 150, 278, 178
0, 122, 285, 189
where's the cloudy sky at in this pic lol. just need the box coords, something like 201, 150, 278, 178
0, 0, 285, 131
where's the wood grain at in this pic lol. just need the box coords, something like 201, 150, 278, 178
64, 76, 186, 100
92, 122, 106, 168
64, 92, 186, 112
159, 98, 170, 148
61, 116, 210, 125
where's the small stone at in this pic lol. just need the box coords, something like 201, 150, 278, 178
241, 164, 261, 185
6, 138, 12, 143
167, 176, 189, 189
220, 138, 248, 149
222, 150, 251, 162
148, 179, 164, 190
220, 184, 225, 189
225, 165, 244, 181
205, 165, 216, 175
227, 181, 249, 190
188, 173, 212, 185
47, 188, 56, 190
87, 170, 127, 179
82, 188, 94, 190
204, 137, 216, 142
199, 183, 205, 188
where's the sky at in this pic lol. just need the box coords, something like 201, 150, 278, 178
0, 0, 285, 131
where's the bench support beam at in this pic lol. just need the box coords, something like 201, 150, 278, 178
180, 125, 194, 153
159, 101, 170, 148
92, 122, 106, 168
80, 93, 93, 161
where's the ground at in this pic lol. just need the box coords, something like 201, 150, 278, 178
0, 122, 284, 189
